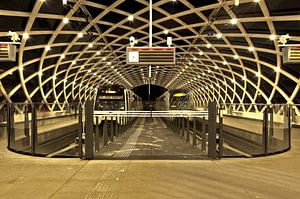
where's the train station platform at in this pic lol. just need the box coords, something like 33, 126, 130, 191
1, 125, 300, 198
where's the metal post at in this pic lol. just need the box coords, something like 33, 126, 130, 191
110, 116, 114, 142
78, 105, 83, 158
269, 106, 274, 143
95, 117, 100, 152
208, 101, 217, 159
284, 105, 291, 149
24, 104, 30, 145
7, 103, 14, 149
262, 107, 269, 156
201, 117, 206, 151
115, 116, 119, 137
186, 117, 190, 142
103, 117, 108, 147
118, 117, 121, 135
84, 100, 94, 159
31, 104, 37, 155
193, 119, 197, 147
218, 109, 224, 159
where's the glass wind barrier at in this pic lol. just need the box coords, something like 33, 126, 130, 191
218, 104, 291, 157
6, 103, 81, 157
88, 111, 209, 160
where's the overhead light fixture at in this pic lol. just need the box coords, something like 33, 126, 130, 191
223, 61, 227, 65
78, 32, 83, 38
206, 43, 211, 48
255, 72, 260, 77
254, 0, 260, 2
96, 51, 100, 55
72, 60, 76, 65
248, 46, 254, 52
23, 33, 29, 40
270, 34, 276, 41
61, 54, 65, 59
63, 17, 69, 24
274, 67, 280, 72
234, 0, 240, 6
231, 18, 238, 25
102, 57, 107, 61
234, 54, 239, 60
193, 57, 197, 61
45, 45, 51, 51
128, 15, 134, 21
216, 33, 222, 39
88, 43, 93, 48
164, 30, 169, 35
199, 51, 204, 55
62, 0, 67, 5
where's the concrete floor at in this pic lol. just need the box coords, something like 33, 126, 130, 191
0, 127, 299, 198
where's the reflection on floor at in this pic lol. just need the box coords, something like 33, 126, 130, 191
95, 118, 207, 159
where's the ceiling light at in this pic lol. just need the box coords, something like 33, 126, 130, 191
234, 55, 239, 59
163, 30, 169, 35
38, 71, 43, 76
78, 32, 83, 38
107, 62, 112, 65
62, 0, 67, 5
61, 54, 65, 59
254, 0, 260, 2
242, 76, 246, 81
231, 18, 238, 25
128, 15, 134, 21
45, 45, 51, 51
63, 18, 69, 24
19, 66, 23, 71
102, 57, 106, 61
274, 67, 280, 72
193, 57, 197, 61
270, 34, 276, 41
255, 72, 260, 77
96, 51, 100, 55
206, 43, 211, 48
23, 33, 29, 40
248, 46, 254, 52
214, 66, 219, 69
231, 79, 235, 83
199, 51, 204, 55
72, 61, 76, 65
88, 43, 93, 48
216, 33, 222, 39
234, 0, 239, 6
223, 61, 227, 65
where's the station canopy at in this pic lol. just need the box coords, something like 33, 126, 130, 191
0, 0, 300, 109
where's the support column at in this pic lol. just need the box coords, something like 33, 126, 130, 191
208, 101, 217, 159
84, 100, 94, 159
31, 104, 37, 155
193, 119, 197, 147
201, 117, 206, 152
95, 117, 100, 152
78, 105, 83, 159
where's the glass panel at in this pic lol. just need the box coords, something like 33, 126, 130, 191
92, 111, 208, 160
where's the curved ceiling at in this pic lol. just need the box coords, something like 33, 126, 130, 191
0, 0, 300, 111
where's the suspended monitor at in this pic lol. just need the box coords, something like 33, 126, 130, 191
0, 43, 16, 61
282, 46, 300, 63
126, 47, 176, 65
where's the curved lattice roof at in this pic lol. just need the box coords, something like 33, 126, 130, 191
0, 0, 300, 111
